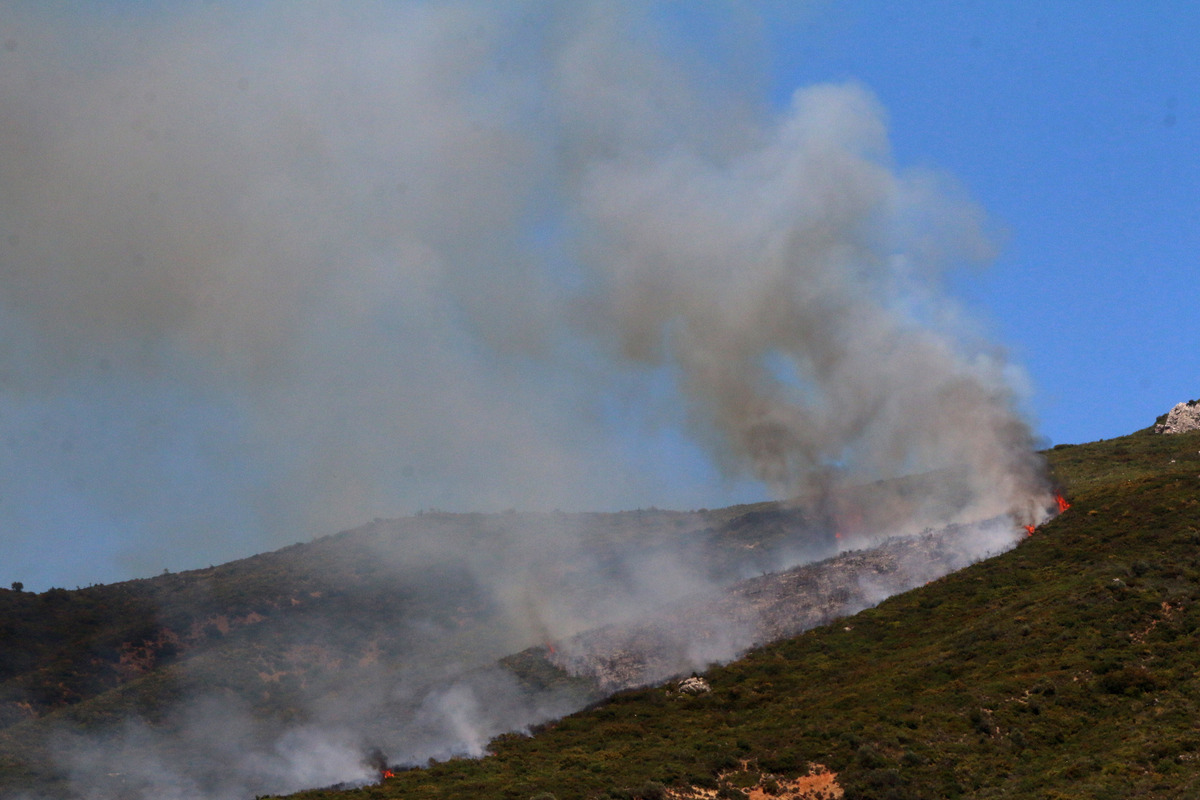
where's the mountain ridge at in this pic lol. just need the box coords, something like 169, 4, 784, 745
4, 425, 1198, 798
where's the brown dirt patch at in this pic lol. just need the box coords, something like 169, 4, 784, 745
667, 763, 843, 800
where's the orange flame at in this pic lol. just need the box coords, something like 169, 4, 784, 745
382, 769, 395, 780
1025, 493, 1069, 537
546, 642, 556, 655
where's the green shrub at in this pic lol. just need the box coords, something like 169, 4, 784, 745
855, 743, 888, 769
636, 781, 665, 800
1097, 666, 1162, 696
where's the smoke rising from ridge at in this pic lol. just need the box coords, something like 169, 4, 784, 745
0, 1, 1048, 589
0, 5, 1065, 797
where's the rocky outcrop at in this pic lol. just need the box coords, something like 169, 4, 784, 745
1155, 400, 1200, 434
676, 676, 711, 695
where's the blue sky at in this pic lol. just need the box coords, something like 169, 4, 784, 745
764, 2, 1199, 444
0, 2, 1196, 590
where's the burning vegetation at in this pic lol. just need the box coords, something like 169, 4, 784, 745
1025, 492, 1071, 535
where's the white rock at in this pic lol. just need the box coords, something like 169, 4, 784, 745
677, 676, 711, 695
1154, 400, 1200, 434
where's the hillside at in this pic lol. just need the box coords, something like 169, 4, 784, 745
0, 502, 839, 797
278, 426, 1200, 800
3, 425, 1197, 799
0, 508, 777, 725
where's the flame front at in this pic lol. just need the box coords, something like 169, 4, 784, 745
1025, 493, 1070, 537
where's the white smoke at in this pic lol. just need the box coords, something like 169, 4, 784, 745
52, 702, 373, 800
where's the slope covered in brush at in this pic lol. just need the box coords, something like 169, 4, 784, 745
286, 427, 1200, 800
0, 506, 807, 723
0, 504, 827, 797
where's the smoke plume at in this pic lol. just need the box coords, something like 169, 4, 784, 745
0, 1, 1047, 588
0, 2, 1056, 797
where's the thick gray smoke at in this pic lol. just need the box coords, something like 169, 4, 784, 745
0, 1, 1048, 589
575, 82, 1048, 532
1, 2, 1055, 797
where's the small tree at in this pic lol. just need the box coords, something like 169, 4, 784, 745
10, 581, 22, 592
